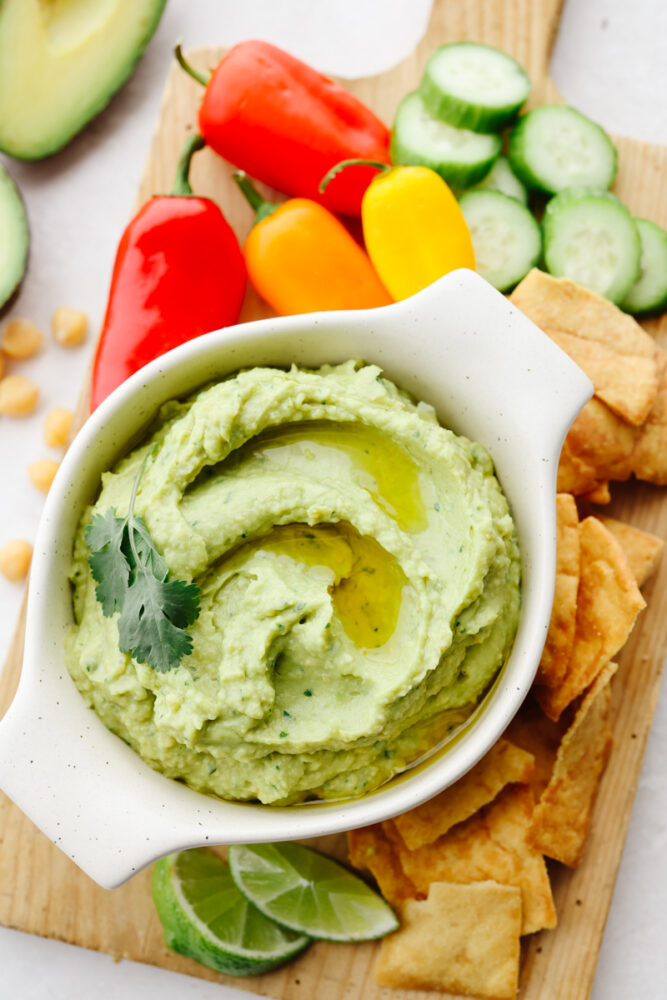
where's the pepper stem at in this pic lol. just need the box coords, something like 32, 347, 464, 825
233, 172, 280, 224
174, 43, 211, 87
171, 132, 205, 196
319, 158, 390, 193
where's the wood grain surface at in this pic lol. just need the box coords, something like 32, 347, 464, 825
1, 1, 666, 998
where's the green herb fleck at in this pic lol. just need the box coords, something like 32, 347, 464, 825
303, 689, 313, 697
279, 731, 288, 738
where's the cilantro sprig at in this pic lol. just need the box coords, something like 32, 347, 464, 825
85, 455, 200, 673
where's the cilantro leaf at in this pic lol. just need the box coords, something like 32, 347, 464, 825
130, 515, 169, 579
117, 568, 200, 673
85, 509, 131, 616
85, 456, 201, 672
159, 575, 201, 629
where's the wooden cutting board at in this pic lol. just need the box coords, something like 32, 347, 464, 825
1, 1, 666, 997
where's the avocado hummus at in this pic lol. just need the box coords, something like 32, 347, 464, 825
66, 362, 520, 804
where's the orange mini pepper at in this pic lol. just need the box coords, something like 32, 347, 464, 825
321, 160, 475, 301
234, 173, 391, 316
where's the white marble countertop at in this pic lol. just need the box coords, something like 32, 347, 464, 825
1, 1, 666, 997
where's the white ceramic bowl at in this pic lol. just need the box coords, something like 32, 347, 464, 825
0, 270, 592, 888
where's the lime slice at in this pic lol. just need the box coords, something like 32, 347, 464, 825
228, 842, 399, 942
152, 848, 310, 976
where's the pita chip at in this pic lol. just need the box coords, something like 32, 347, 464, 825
631, 349, 667, 485
545, 328, 658, 426
390, 785, 556, 935
597, 516, 664, 587
537, 516, 645, 720
374, 880, 522, 999
566, 397, 639, 483
347, 824, 421, 907
392, 739, 535, 850
537, 493, 580, 689
530, 661, 617, 867
579, 480, 611, 505
509, 270, 655, 356
504, 695, 565, 800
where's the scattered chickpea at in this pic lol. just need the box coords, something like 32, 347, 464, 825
0, 352, 4, 380
51, 306, 88, 347
0, 540, 33, 583
44, 407, 73, 448
28, 458, 59, 493
0, 374, 39, 416
1, 317, 44, 360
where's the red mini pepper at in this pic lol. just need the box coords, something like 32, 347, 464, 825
90, 133, 246, 411
175, 41, 390, 217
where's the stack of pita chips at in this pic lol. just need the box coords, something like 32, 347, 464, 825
347, 273, 665, 999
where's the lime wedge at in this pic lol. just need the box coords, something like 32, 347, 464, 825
228, 842, 399, 942
152, 848, 310, 976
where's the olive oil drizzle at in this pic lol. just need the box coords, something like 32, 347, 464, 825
224, 523, 406, 649
237, 420, 428, 534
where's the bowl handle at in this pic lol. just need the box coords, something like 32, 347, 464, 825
0, 668, 199, 889
382, 269, 594, 460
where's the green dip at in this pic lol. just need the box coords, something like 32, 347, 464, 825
65, 362, 520, 804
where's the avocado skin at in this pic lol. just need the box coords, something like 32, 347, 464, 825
0, 0, 167, 160
0, 162, 29, 312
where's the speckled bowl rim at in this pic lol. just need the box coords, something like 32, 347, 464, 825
0, 270, 592, 888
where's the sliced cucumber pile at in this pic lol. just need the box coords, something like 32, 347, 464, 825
392, 91, 501, 188
468, 155, 528, 204
543, 188, 640, 304
389, 40, 665, 314
509, 105, 617, 195
420, 42, 530, 133
0, 161, 29, 311
620, 218, 667, 315
459, 189, 541, 291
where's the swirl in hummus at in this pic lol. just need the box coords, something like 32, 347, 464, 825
66, 362, 521, 804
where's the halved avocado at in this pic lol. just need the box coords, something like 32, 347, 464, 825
0, 162, 29, 310
0, 0, 167, 160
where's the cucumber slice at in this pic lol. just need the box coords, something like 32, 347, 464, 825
0, 162, 28, 311
620, 218, 667, 315
509, 105, 617, 194
421, 42, 531, 133
391, 91, 501, 189
543, 188, 640, 303
459, 189, 541, 291
467, 155, 528, 204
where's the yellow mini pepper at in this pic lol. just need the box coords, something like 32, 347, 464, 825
234, 173, 392, 315
321, 160, 475, 301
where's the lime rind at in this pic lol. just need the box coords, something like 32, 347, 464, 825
152, 850, 310, 976
228, 842, 399, 943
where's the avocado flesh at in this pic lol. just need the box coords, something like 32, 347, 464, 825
0, 163, 29, 310
0, 0, 166, 159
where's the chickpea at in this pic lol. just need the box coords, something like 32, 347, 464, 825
51, 306, 88, 347
0, 540, 33, 582
28, 458, 59, 493
1, 317, 44, 359
0, 375, 39, 416
44, 407, 73, 448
